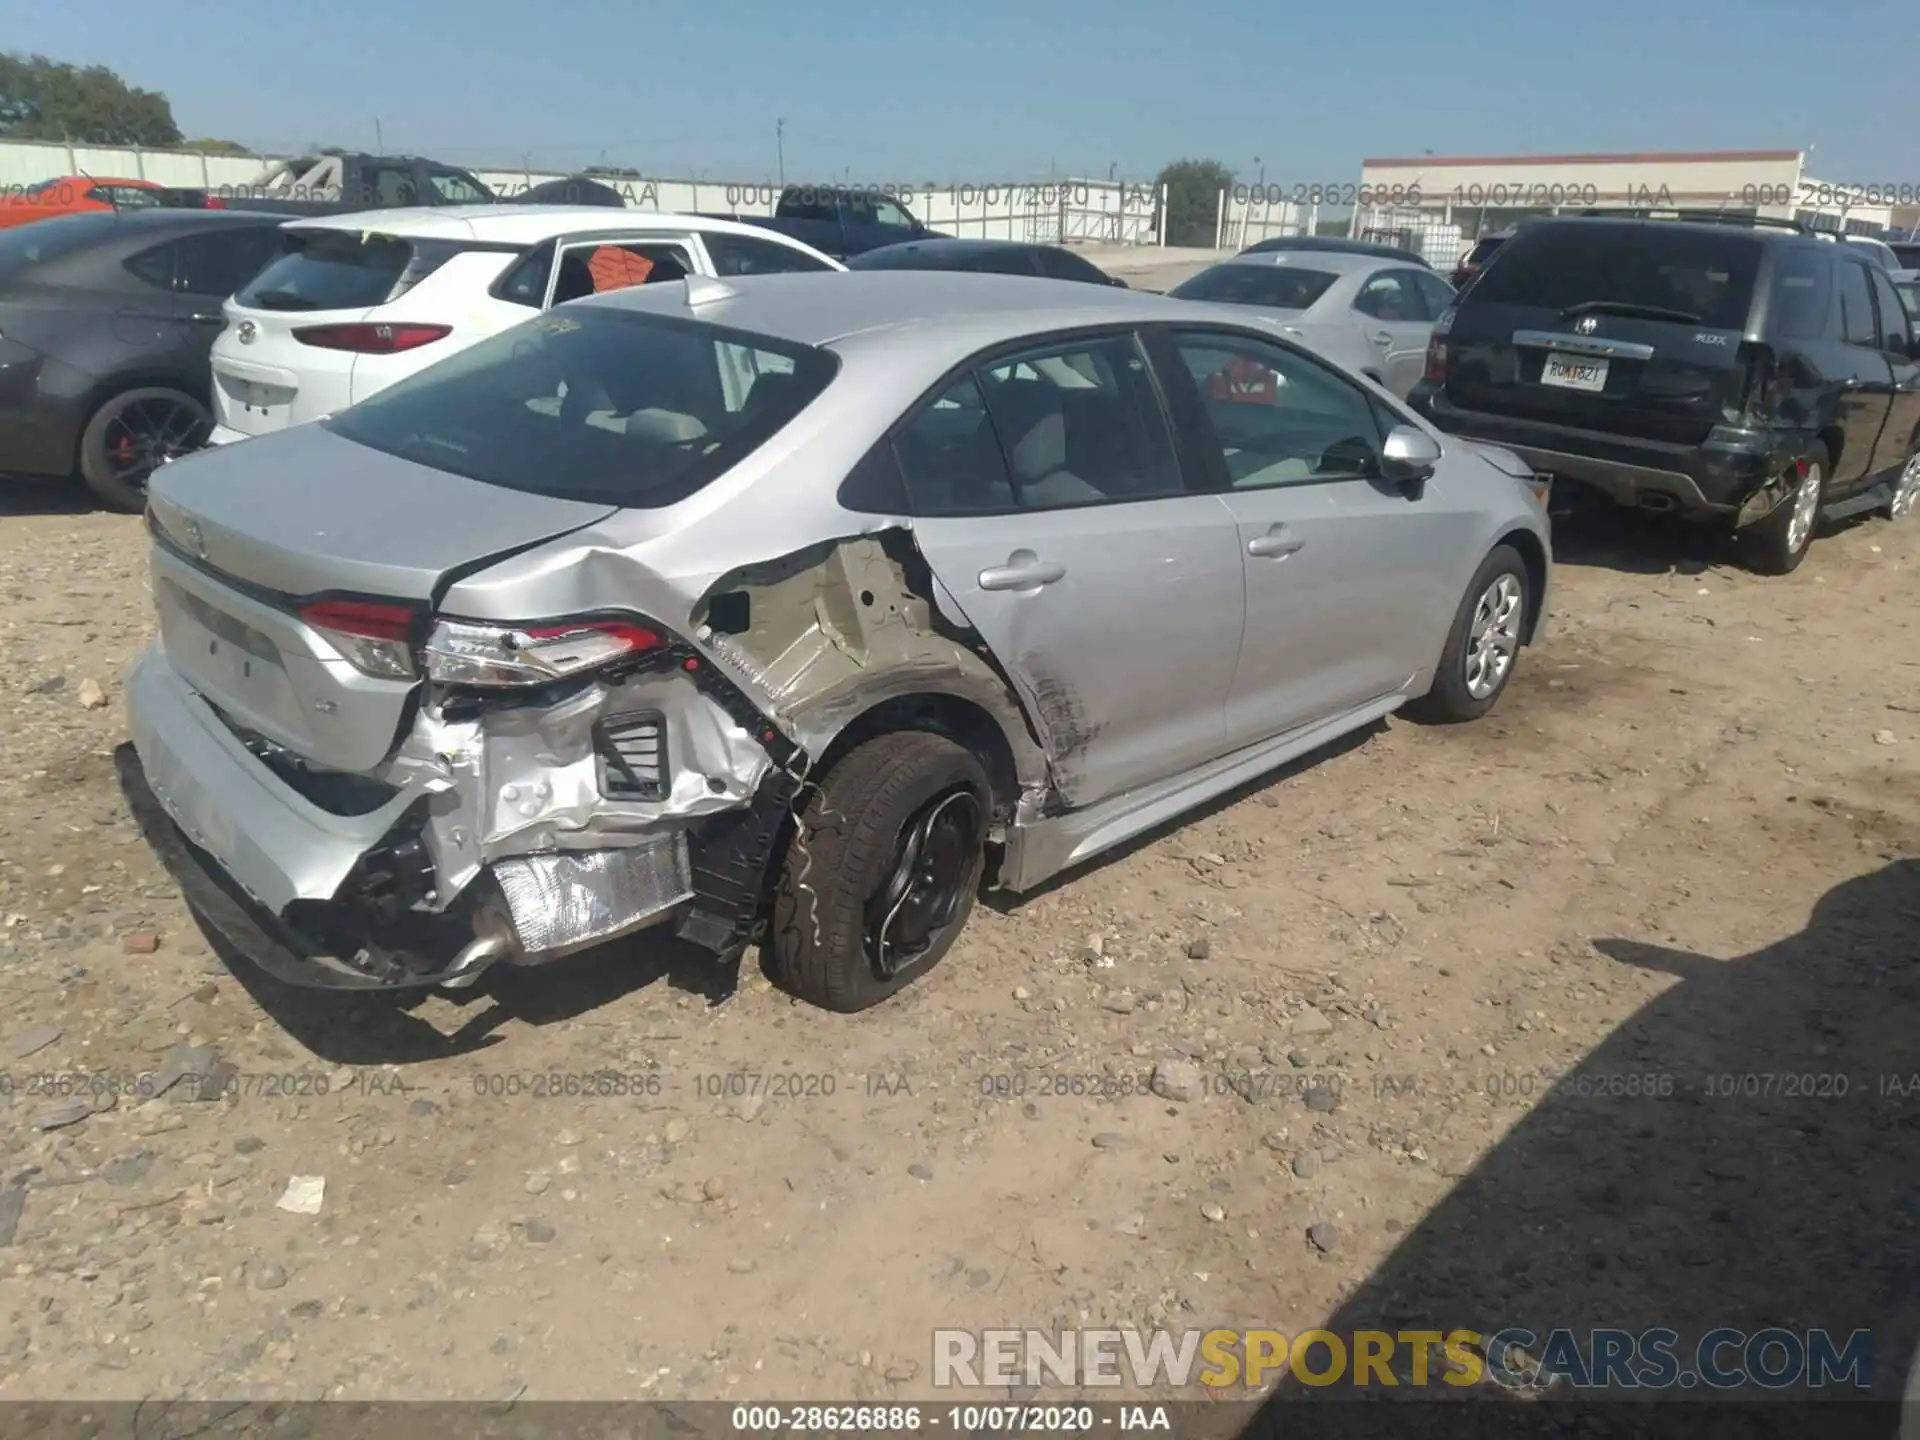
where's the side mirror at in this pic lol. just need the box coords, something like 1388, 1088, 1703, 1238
1380, 424, 1441, 491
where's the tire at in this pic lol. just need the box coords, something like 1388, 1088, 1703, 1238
767, 730, 990, 1013
1886, 432, 1920, 521
1742, 448, 1826, 575
77, 387, 212, 513
1404, 544, 1530, 724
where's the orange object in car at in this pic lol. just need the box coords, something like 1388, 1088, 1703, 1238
1205, 355, 1279, 404
0, 176, 166, 230
586, 246, 655, 292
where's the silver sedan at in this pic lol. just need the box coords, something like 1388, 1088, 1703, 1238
1168, 251, 1459, 398
125, 270, 1549, 1013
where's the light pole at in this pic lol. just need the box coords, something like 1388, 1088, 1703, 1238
776, 119, 786, 187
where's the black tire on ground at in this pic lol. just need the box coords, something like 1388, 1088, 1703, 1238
77, 387, 211, 512
1742, 447, 1827, 575
767, 730, 990, 1013
1403, 543, 1531, 724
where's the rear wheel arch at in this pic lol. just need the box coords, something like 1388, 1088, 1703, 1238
807, 692, 1024, 824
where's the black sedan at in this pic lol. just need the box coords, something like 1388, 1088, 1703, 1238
847, 237, 1126, 285
0, 208, 292, 509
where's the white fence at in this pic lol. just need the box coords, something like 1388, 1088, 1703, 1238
0, 138, 1166, 246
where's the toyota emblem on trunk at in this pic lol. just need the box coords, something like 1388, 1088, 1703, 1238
182, 519, 206, 557
1573, 316, 1599, 335
237, 320, 257, 344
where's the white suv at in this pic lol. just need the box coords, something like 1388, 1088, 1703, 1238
206, 205, 844, 445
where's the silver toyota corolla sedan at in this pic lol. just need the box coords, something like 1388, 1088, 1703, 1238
123, 271, 1549, 1013
1168, 250, 1457, 398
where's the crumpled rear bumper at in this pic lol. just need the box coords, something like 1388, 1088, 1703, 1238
124, 643, 416, 918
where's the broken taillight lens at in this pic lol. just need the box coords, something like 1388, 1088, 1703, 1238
424, 618, 664, 688
301, 600, 419, 680
1423, 333, 1447, 385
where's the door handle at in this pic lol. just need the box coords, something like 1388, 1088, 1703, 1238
978, 556, 1066, 591
1247, 529, 1304, 559
1840, 377, 1864, 391
1371, 331, 1394, 347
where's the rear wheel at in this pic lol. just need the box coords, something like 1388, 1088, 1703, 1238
1743, 450, 1825, 575
1404, 544, 1530, 724
78, 387, 210, 512
767, 731, 990, 1013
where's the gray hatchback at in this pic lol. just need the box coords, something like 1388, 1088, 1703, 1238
124, 271, 1551, 1011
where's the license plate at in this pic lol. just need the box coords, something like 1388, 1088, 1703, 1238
1542, 353, 1608, 392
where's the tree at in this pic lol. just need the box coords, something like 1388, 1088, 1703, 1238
1154, 158, 1234, 248
0, 52, 181, 146
182, 138, 253, 155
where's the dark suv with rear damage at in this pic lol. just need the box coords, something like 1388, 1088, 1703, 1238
1410, 216, 1920, 573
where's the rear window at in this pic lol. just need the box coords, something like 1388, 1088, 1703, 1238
1168, 264, 1339, 310
1467, 224, 1761, 331
236, 230, 410, 311
323, 306, 839, 506
0, 213, 122, 279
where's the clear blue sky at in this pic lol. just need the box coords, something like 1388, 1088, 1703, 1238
8, 0, 1911, 185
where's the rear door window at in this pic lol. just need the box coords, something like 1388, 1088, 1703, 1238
1468, 225, 1762, 331
236, 231, 412, 311
1837, 260, 1878, 347
1413, 270, 1457, 318
895, 333, 1183, 514
323, 308, 838, 505
122, 243, 177, 292
547, 241, 694, 305
1352, 270, 1423, 321
175, 227, 284, 298
1769, 248, 1834, 340
1868, 268, 1911, 354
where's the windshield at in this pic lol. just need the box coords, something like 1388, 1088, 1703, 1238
324, 306, 839, 505
1467, 223, 1761, 331
1168, 264, 1338, 311
235, 230, 409, 311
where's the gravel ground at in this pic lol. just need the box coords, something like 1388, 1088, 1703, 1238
0, 477, 1916, 1405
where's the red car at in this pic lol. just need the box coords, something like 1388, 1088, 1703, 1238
0, 176, 173, 230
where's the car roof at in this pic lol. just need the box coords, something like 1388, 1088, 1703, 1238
1213, 250, 1414, 275
579, 269, 1218, 348
280, 204, 810, 247
16, 208, 295, 238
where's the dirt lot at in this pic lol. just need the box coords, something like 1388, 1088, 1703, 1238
0, 473, 1916, 1405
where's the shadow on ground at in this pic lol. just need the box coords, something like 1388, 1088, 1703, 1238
1241, 856, 1920, 1437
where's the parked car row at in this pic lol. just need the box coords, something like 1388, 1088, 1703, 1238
69, 198, 1557, 1016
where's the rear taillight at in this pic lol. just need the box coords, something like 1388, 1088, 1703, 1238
1423, 333, 1447, 385
301, 600, 419, 680
292, 323, 452, 354
203, 195, 227, 209
425, 618, 664, 688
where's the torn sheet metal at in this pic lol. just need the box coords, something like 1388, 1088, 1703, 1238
692, 534, 1047, 788
385, 668, 772, 909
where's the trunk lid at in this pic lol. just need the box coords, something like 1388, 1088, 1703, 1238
1442, 223, 1762, 445
146, 424, 617, 772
